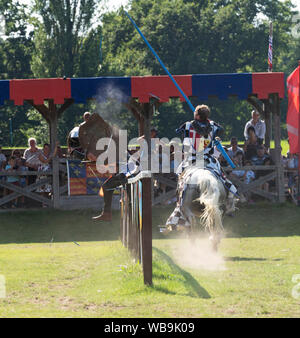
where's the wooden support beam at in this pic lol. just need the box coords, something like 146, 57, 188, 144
247, 96, 264, 116
142, 177, 152, 286
57, 99, 74, 118
262, 99, 272, 149
269, 93, 285, 202
125, 99, 145, 136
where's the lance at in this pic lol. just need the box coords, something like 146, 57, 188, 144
124, 10, 235, 169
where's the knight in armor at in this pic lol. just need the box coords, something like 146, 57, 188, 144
165, 104, 237, 230
67, 112, 91, 160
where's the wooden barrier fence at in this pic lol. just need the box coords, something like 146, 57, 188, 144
120, 171, 152, 286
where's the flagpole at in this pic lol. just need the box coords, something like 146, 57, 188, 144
268, 22, 273, 144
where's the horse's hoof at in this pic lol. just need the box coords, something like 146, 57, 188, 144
159, 225, 175, 234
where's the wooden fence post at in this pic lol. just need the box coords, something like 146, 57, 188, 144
271, 93, 285, 203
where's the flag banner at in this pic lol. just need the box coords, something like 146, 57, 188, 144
287, 66, 299, 154
138, 180, 143, 230
67, 160, 119, 196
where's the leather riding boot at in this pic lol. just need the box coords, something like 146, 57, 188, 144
92, 211, 112, 222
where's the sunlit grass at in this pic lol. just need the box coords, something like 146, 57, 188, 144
0, 204, 300, 317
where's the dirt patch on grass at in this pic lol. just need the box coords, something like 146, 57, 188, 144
173, 237, 226, 271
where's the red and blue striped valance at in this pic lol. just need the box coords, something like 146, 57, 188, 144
0, 72, 285, 106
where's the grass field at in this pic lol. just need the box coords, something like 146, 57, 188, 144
0, 203, 300, 318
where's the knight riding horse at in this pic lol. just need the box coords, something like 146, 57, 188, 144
165, 104, 238, 233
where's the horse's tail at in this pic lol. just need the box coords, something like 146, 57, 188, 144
196, 179, 223, 233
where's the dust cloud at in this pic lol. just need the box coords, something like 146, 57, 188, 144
95, 84, 129, 130
172, 236, 226, 271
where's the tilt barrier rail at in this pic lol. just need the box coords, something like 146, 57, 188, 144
120, 170, 153, 286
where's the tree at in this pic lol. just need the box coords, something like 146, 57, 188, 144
31, 0, 99, 78
100, 0, 296, 140
0, 0, 34, 146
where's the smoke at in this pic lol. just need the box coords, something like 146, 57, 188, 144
95, 84, 130, 130
172, 235, 226, 271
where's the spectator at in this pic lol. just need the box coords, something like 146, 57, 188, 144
151, 127, 158, 139
80, 111, 91, 126
243, 160, 255, 203
244, 109, 266, 145
0, 146, 6, 170
251, 145, 272, 184
36, 142, 58, 204
56, 145, 65, 158
12, 149, 22, 159
219, 150, 229, 167
24, 138, 42, 185
227, 137, 244, 160
68, 112, 92, 159
4, 156, 20, 208
244, 126, 259, 161
231, 153, 245, 179
244, 160, 256, 184
235, 150, 244, 166
251, 145, 270, 166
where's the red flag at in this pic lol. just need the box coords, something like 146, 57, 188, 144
287, 66, 299, 154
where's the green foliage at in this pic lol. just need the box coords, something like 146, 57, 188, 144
0, 0, 299, 146
31, 0, 98, 78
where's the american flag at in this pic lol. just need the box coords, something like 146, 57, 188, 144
268, 24, 273, 72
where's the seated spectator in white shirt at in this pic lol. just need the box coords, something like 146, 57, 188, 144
244, 110, 266, 145
231, 152, 245, 179
24, 137, 42, 185
227, 137, 244, 161
244, 160, 255, 184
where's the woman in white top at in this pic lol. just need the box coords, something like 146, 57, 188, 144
36, 143, 58, 202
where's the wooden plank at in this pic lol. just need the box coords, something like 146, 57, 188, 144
0, 178, 51, 206
0, 180, 53, 206
229, 171, 276, 194
52, 157, 60, 208
142, 177, 152, 286
249, 187, 277, 201
0, 170, 52, 176
242, 172, 276, 191
262, 99, 272, 149
224, 165, 276, 172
